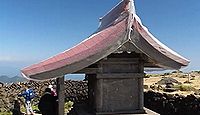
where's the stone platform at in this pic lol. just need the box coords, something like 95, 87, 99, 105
69, 103, 159, 115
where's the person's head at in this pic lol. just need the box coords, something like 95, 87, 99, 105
48, 85, 53, 89
45, 88, 51, 93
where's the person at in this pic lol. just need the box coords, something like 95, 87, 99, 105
48, 85, 57, 96
38, 88, 58, 115
12, 98, 23, 115
18, 85, 35, 115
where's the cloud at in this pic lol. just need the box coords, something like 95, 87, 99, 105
0, 55, 38, 62
0, 56, 14, 62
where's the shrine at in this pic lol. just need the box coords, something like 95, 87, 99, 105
21, 0, 189, 114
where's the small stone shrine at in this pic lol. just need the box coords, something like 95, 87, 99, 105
21, 0, 189, 114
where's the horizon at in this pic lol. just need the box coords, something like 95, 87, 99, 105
0, 0, 200, 77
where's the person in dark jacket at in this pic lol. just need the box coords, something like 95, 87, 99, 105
12, 98, 23, 115
38, 88, 58, 115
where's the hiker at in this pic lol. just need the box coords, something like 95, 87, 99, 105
12, 98, 23, 115
18, 85, 35, 115
48, 84, 57, 96
38, 88, 58, 115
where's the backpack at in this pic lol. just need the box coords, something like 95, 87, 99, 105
28, 89, 35, 99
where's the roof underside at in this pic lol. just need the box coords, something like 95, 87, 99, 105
21, 0, 189, 80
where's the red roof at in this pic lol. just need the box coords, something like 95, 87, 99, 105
22, 17, 128, 80
21, 0, 189, 80
132, 17, 189, 69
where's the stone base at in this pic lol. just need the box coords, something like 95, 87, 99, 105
69, 103, 160, 115
88, 73, 145, 113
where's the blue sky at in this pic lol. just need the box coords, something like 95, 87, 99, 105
0, 0, 200, 77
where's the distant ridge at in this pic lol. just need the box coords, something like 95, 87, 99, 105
0, 66, 20, 77
0, 75, 26, 83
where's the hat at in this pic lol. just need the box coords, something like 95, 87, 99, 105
48, 85, 53, 89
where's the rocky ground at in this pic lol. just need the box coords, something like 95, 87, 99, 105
1, 71, 200, 115
144, 71, 200, 95
143, 71, 200, 115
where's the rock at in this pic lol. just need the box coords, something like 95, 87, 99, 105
157, 77, 181, 85
144, 85, 148, 89
0, 82, 4, 87
144, 91, 200, 115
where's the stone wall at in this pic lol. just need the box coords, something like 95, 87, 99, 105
64, 80, 88, 103
144, 91, 200, 115
0, 80, 88, 112
1, 80, 200, 115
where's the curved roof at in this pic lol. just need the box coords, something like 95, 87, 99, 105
21, 0, 189, 80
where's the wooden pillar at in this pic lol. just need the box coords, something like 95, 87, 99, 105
57, 76, 65, 115
138, 59, 144, 110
